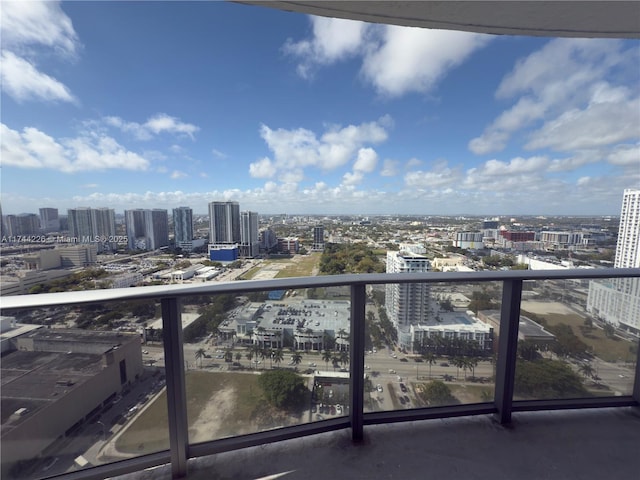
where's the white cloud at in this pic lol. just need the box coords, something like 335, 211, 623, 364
380, 159, 399, 177
212, 148, 228, 159
0, 123, 149, 173
284, 17, 491, 97
481, 156, 549, 176
469, 38, 635, 155
249, 157, 277, 178
607, 144, 640, 166
170, 170, 188, 179
1, 1, 80, 57
361, 26, 491, 97
81, 183, 99, 189
255, 116, 391, 184
353, 148, 378, 173
0, 50, 77, 103
283, 17, 367, 78
404, 161, 461, 188
406, 158, 422, 169
525, 96, 640, 151
1, 1, 80, 103
103, 114, 200, 140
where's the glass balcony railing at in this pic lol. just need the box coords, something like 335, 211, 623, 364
1, 268, 638, 480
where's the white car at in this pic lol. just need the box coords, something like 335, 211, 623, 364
376, 384, 383, 392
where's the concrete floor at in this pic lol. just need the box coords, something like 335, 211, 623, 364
115, 407, 640, 480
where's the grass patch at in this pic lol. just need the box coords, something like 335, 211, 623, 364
237, 265, 262, 280
115, 371, 266, 454
522, 310, 635, 362
449, 384, 493, 403
274, 253, 321, 278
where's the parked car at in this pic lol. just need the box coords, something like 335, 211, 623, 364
400, 383, 407, 393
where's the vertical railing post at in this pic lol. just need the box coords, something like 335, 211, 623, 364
633, 336, 640, 404
350, 283, 366, 442
494, 279, 522, 425
161, 297, 189, 478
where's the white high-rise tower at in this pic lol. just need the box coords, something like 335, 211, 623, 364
587, 189, 640, 336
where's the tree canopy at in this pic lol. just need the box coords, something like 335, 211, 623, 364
257, 369, 308, 411
319, 243, 385, 275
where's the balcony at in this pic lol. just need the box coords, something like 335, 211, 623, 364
1, 268, 639, 480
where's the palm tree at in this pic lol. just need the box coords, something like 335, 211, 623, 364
339, 350, 349, 368
245, 350, 254, 369
272, 348, 284, 368
451, 356, 464, 380
336, 328, 347, 350
322, 350, 333, 370
579, 362, 595, 381
291, 351, 303, 370
195, 348, 206, 368
259, 348, 269, 369
423, 352, 437, 379
265, 347, 274, 369
467, 356, 479, 379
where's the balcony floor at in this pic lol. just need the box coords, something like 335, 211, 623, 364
116, 407, 640, 480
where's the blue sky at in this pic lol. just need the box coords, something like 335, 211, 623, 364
1, 1, 639, 216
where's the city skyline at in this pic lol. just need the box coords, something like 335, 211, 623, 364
1, 1, 639, 216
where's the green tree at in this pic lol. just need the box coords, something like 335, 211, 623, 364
195, 348, 206, 368
322, 350, 333, 370
423, 352, 437, 379
419, 380, 457, 406
291, 351, 303, 369
272, 348, 284, 368
235, 352, 242, 365
514, 358, 588, 399
257, 370, 308, 410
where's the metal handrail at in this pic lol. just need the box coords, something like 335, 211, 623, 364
1, 267, 638, 480
2, 267, 639, 309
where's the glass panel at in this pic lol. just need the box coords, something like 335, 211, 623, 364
365, 281, 499, 413
0, 301, 168, 480
515, 277, 638, 400
185, 288, 351, 445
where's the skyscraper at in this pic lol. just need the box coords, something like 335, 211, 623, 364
39, 208, 60, 233
125, 209, 169, 251
614, 189, 640, 268
67, 207, 116, 252
208, 201, 240, 244
125, 209, 146, 250
173, 207, 193, 252
312, 225, 325, 251
587, 189, 640, 336
240, 211, 259, 257
385, 249, 433, 349
145, 209, 169, 251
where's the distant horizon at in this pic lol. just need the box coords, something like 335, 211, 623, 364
1, 205, 622, 220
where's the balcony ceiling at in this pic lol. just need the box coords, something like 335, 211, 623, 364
238, 1, 640, 38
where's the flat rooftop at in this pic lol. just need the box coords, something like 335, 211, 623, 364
1, 350, 103, 434
114, 407, 640, 480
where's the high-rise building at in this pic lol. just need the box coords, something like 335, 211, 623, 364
173, 207, 194, 252
614, 189, 640, 268
312, 225, 325, 251
240, 211, 259, 257
68, 207, 93, 241
125, 209, 168, 251
39, 208, 60, 233
385, 249, 433, 348
208, 201, 240, 244
67, 207, 116, 252
5, 214, 40, 237
145, 209, 169, 251
587, 189, 640, 336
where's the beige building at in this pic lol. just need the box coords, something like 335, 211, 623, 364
1, 327, 143, 477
